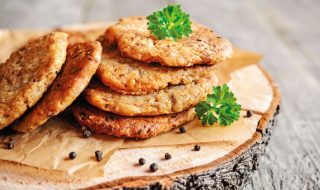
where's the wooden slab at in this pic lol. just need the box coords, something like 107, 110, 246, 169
0, 24, 280, 190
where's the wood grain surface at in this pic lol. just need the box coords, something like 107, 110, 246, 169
0, 0, 319, 189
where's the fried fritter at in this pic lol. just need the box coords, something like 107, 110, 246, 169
0, 32, 68, 129
104, 16, 232, 67
12, 41, 102, 132
96, 49, 218, 95
83, 76, 217, 116
72, 103, 195, 139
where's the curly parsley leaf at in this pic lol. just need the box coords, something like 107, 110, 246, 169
195, 84, 241, 126
147, 4, 192, 40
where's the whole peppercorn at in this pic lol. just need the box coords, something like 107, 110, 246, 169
246, 110, 253, 117
95, 150, 103, 161
7, 138, 15, 149
150, 163, 158, 172
83, 129, 92, 138
276, 105, 280, 114
164, 153, 172, 160
138, 158, 146, 165
69, 152, 77, 159
194, 144, 201, 151
179, 127, 186, 133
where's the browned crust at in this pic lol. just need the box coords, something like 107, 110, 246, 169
12, 41, 102, 132
71, 102, 195, 139
83, 76, 217, 116
0, 32, 68, 129
104, 16, 232, 67
96, 49, 219, 95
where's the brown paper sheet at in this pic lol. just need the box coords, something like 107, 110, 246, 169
0, 27, 262, 177
0, 117, 123, 177
122, 111, 261, 148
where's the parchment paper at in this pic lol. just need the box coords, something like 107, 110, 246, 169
122, 111, 261, 148
0, 27, 262, 177
0, 117, 123, 177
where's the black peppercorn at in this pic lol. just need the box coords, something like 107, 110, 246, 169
7, 139, 15, 149
194, 145, 201, 151
150, 163, 158, 172
69, 152, 77, 159
95, 150, 103, 161
83, 129, 92, 138
138, 158, 146, 165
276, 105, 280, 114
179, 127, 186, 133
246, 110, 253, 117
165, 153, 172, 160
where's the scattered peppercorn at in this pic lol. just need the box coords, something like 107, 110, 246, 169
138, 158, 146, 165
179, 127, 186, 133
165, 153, 172, 160
246, 110, 253, 117
83, 129, 92, 138
150, 163, 158, 172
7, 142, 14, 149
7, 138, 15, 149
276, 105, 280, 114
69, 152, 77, 159
95, 150, 103, 161
194, 145, 201, 151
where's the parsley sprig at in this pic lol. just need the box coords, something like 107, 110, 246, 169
147, 4, 192, 40
195, 84, 241, 126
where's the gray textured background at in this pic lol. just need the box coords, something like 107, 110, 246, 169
0, 0, 319, 189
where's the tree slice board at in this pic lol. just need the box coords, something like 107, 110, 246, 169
0, 24, 280, 190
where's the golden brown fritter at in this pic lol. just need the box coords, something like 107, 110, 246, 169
72, 102, 195, 139
104, 16, 233, 67
0, 32, 68, 130
83, 76, 217, 116
96, 49, 218, 95
12, 41, 102, 132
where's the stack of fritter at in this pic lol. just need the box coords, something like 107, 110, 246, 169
72, 17, 233, 139
0, 16, 232, 139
